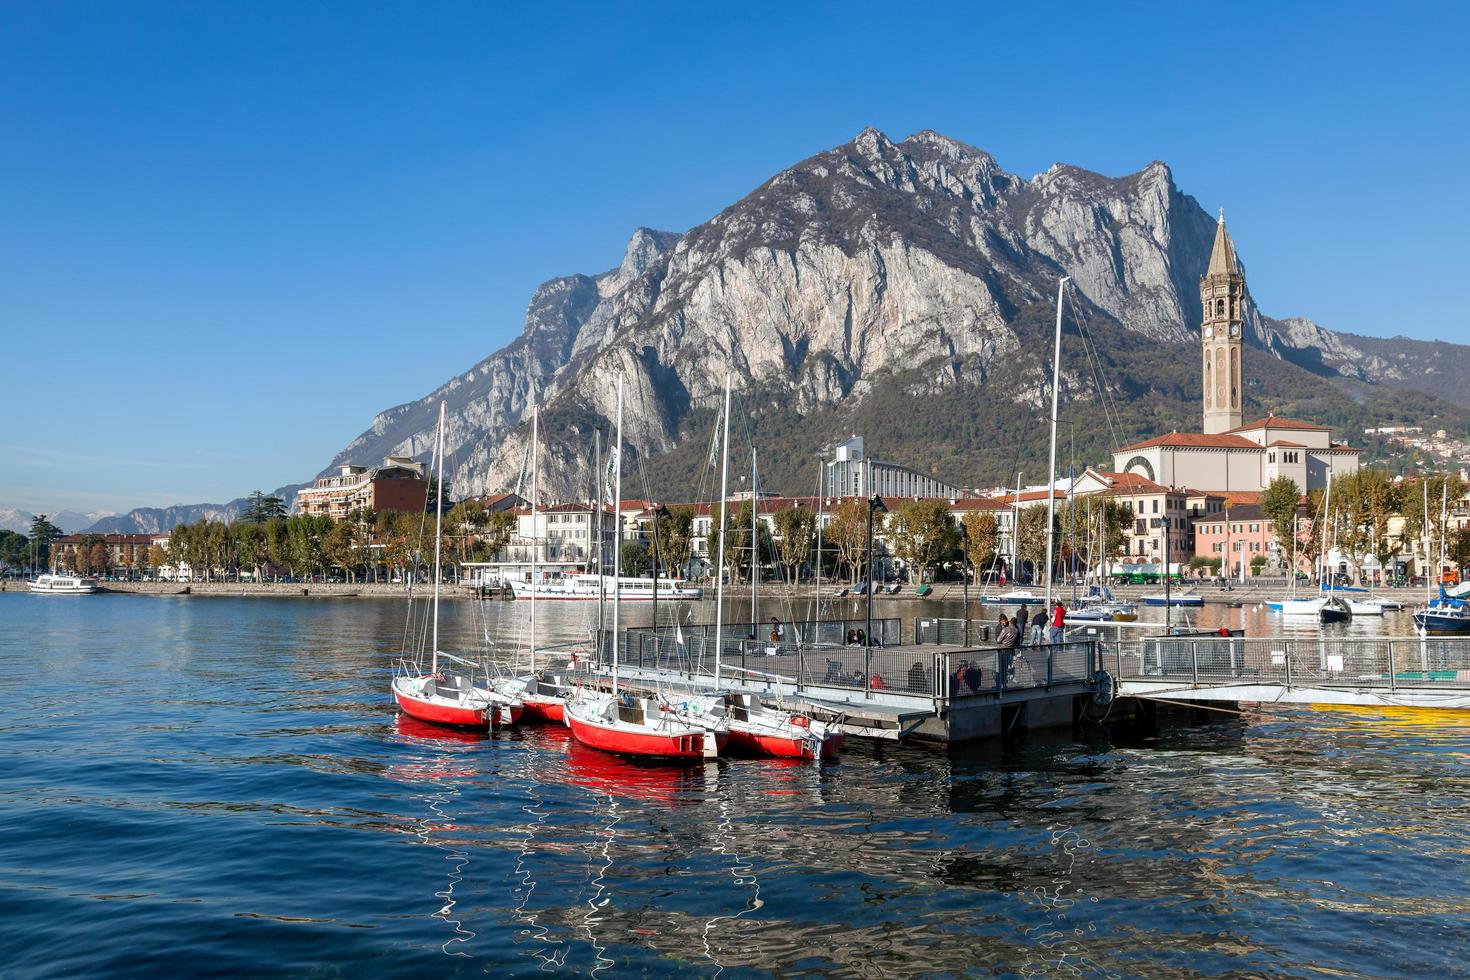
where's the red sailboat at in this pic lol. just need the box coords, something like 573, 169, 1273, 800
392, 401, 523, 731
722, 693, 843, 760
565, 690, 723, 759
565, 378, 722, 760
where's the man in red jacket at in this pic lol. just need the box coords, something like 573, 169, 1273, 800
1047, 600, 1066, 644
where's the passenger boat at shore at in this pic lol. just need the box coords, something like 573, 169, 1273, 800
509, 573, 702, 601
27, 573, 98, 594
391, 402, 524, 731
1141, 590, 1203, 608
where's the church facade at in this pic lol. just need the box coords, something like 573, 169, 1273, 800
1111, 214, 1360, 495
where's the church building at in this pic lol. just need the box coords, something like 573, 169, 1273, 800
1109, 213, 1359, 495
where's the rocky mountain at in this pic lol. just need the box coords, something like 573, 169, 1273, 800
85, 485, 302, 535
325, 126, 1470, 500
0, 509, 116, 535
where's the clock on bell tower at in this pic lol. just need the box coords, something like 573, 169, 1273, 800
1201, 210, 1244, 434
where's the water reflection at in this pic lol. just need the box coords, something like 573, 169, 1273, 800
6, 593, 1470, 978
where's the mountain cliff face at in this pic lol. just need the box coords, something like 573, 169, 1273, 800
316, 127, 1467, 500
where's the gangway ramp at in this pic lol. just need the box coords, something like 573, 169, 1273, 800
1111, 635, 1470, 709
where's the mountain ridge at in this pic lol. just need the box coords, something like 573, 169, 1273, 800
81, 128, 1470, 530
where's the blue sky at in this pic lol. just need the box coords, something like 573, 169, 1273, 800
3, 1, 1466, 515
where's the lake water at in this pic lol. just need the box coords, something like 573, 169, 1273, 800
2, 592, 1467, 977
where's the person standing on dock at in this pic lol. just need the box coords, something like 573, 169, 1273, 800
996, 616, 1017, 686
1029, 610, 1045, 645
1047, 600, 1066, 644
1016, 605, 1030, 644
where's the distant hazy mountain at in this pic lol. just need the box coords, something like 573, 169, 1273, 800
318, 127, 1470, 499
84, 485, 302, 535
0, 509, 116, 535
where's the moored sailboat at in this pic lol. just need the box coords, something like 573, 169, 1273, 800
393, 401, 524, 730
564, 377, 720, 760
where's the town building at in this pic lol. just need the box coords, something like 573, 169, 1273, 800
825, 436, 961, 500
1192, 503, 1281, 578
294, 456, 427, 520
1071, 470, 1220, 562
48, 533, 156, 574
1111, 214, 1359, 499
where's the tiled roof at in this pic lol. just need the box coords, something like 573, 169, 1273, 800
1091, 471, 1172, 494
1117, 432, 1262, 451
1266, 440, 1306, 448
1229, 415, 1330, 433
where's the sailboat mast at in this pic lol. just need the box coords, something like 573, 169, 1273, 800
1441, 481, 1449, 587
1424, 479, 1432, 604
594, 428, 603, 660
1322, 471, 1334, 586
530, 405, 539, 674
814, 462, 824, 618
714, 373, 732, 686
430, 401, 446, 674
612, 379, 624, 695
1011, 471, 1021, 582
1068, 462, 1077, 605
750, 448, 758, 627
1044, 276, 1070, 612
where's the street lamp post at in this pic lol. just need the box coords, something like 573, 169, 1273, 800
649, 503, 671, 633
958, 520, 970, 643
865, 493, 887, 695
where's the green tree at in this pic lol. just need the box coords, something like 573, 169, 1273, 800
28, 515, 62, 571
324, 520, 358, 580
887, 498, 959, 583
1015, 505, 1054, 582
656, 505, 695, 579
620, 540, 651, 576
476, 510, 516, 562
0, 530, 31, 570
233, 521, 268, 581
772, 505, 816, 584
825, 499, 870, 583
445, 499, 489, 571
961, 511, 999, 578
241, 490, 287, 523
1262, 476, 1303, 567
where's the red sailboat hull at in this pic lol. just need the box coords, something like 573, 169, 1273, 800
521, 697, 565, 724
727, 727, 843, 760
567, 710, 722, 759
394, 689, 489, 729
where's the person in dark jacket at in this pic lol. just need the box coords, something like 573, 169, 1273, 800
1016, 605, 1030, 643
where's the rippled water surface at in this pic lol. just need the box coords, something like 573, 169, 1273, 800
3, 593, 1468, 978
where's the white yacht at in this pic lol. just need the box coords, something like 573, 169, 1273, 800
28, 574, 99, 594
509, 573, 702, 601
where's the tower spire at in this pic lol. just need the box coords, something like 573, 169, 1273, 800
1200, 209, 1245, 434
1207, 210, 1239, 278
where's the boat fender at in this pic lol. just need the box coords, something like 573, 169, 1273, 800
789, 714, 809, 728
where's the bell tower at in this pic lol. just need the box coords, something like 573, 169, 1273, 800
1201, 210, 1244, 434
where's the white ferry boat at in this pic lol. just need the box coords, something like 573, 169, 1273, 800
28, 574, 99, 594
509, 573, 702, 601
